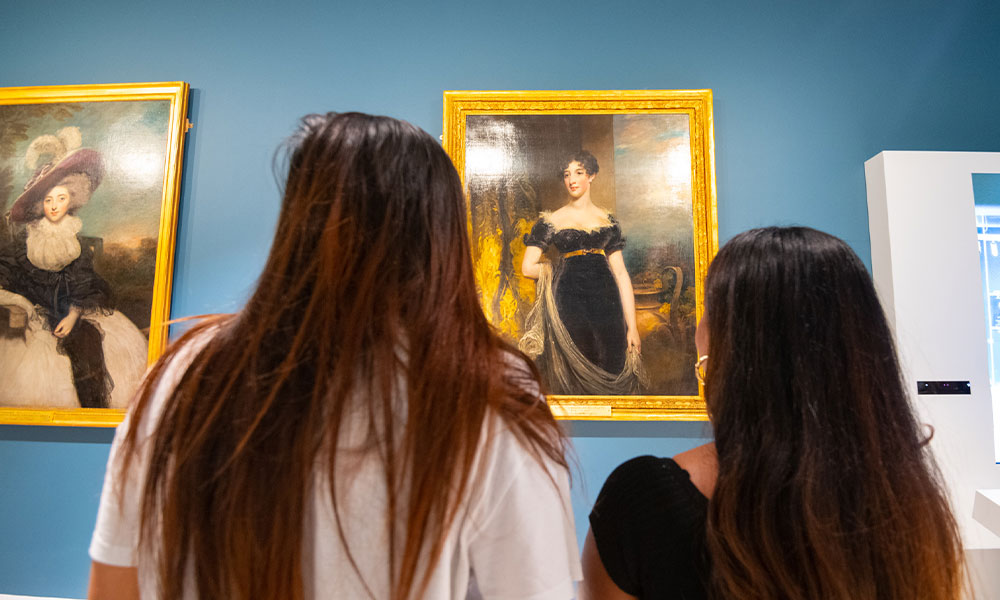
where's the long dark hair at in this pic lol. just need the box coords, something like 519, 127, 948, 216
702, 227, 963, 599
118, 112, 567, 600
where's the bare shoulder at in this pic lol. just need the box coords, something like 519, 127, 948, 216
546, 205, 571, 225
674, 442, 717, 499
592, 205, 614, 221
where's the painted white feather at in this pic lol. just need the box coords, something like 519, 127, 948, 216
25, 135, 66, 170
56, 126, 82, 154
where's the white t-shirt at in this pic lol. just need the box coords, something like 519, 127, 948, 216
89, 333, 582, 599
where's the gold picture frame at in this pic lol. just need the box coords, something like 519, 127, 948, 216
0, 81, 189, 426
443, 90, 718, 420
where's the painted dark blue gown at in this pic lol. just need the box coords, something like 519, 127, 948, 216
524, 216, 628, 377
0, 227, 113, 407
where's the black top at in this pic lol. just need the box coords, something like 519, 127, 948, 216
589, 456, 710, 599
523, 216, 626, 254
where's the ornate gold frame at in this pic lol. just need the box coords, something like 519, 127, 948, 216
443, 89, 717, 420
0, 81, 189, 427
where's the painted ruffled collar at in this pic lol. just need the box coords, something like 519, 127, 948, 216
25, 215, 83, 271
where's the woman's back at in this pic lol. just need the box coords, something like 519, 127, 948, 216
93, 326, 578, 599
88, 113, 580, 600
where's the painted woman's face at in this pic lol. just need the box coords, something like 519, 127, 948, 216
563, 160, 595, 199
43, 185, 71, 223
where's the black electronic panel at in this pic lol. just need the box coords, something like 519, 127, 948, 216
916, 381, 971, 395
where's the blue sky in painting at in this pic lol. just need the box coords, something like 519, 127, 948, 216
612, 114, 694, 274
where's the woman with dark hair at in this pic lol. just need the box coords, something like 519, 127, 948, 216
581, 227, 964, 599
520, 150, 644, 395
88, 113, 581, 599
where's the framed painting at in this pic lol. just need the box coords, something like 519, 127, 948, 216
0, 82, 189, 426
442, 90, 718, 420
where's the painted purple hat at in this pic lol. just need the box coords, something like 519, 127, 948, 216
10, 128, 104, 223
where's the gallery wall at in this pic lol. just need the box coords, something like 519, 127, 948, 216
2, 0, 999, 596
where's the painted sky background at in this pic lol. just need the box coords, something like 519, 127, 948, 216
613, 114, 694, 268
1, 100, 169, 246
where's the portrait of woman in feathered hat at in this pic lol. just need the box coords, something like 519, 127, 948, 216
0, 127, 147, 409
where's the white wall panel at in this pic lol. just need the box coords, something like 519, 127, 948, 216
866, 152, 1000, 557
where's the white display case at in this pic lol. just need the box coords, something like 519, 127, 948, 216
867, 152, 1000, 598
865, 151, 1000, 549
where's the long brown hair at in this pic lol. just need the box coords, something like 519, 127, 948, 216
702, 227, 963, 599
118, 112, 567, 599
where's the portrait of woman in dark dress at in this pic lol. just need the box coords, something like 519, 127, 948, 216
0, 128, 147, 409
520, 150, 644, 395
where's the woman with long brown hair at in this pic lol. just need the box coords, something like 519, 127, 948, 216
581, 226, 964, 599
87, 112, 581, 599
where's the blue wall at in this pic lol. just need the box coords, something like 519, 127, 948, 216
2, 0, 999, 596
975, 174, 1000, 206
